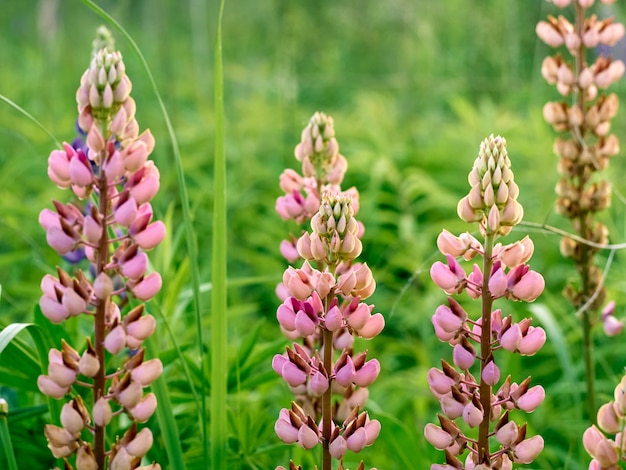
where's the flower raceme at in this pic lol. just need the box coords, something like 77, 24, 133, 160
36, 29, 162, 469
426, 135, 546, 469
538, 0, 625, 426
583, 374, 626, 469
274, 113, 381, 470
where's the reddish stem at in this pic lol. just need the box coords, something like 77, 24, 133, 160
94, 160, 110, 467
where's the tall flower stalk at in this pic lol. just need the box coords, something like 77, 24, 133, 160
537, 0, 625, 422
37, 29, 164, 469
274, 113, 383, 470
427, 135, 546, 469
583, 373, 626, 468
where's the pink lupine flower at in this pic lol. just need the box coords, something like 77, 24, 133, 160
517, 326, 547, 355
515, 385, 545, 412
274, 115, 381, 469
430, 255, 467, 294
481, 359, 500, 386
129, 393, 158, 422
507, 266, 545, 302
513, 435, 545, 464
427, 136, 545, 467
452, 343, 475, 370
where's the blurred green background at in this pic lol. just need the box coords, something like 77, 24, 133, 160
2, 0, 626, 468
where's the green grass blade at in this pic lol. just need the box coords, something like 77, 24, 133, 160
211, 0, 228, 468
0, 400, 18, 470
529, 304, 583, 421
0, 95, 61, 148
146, 337, 185, 469
79, 1, 203, 466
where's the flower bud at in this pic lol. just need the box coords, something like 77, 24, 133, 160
110, 446, 133, 470
44, 424, 77, 447
126, 427, 153, 458
513, 435, 544, 464
93, 397, 113, 426
76, 442, 97, 470
131, 358, 163, 386
104, 324, 127, 354
117, 378, 143, 409
37, 375, 69, 399
129, 392, 158, 422
424, 423, 454, 450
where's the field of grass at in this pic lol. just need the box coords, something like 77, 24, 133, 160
2, 1, 626, 469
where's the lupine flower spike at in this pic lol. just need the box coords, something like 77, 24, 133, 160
537, 0, 625, 422
427, 135, 546, 469
38, 27, 163, 469
583, 373, 626, 469
274, 113, 381, 470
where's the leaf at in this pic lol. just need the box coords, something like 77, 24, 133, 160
0, 323, 62, 425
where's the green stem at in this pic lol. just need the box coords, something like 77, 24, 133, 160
477, 232, 495, 465
582, 306, 596, 422
211, 0, 228, 468
574, 3, 597, 424
0, 400, 18, 470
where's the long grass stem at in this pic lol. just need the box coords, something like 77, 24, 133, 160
0, 400, 18, 470
211, 0, 228, 468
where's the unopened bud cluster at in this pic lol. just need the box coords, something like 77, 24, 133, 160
427, 136, 546, 469
583, 374, 626, 469
274, 114, 381, 469
38, 29, 162, 469
537, 0, 623, 312
457, 135, 523, 237
276, 112, 354, 225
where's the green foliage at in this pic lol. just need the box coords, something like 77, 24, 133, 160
2, 1, 626, 469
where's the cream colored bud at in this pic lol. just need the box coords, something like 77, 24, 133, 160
44, 424, 77, 447
60, 402, 86, 434
89, 84, 100, 108
76, 443, 97, 470
568, 105, 583, 127
79, 349, 99, 378
110, 446, 132, 470
117, 379, 143, 409
37, 375, 69, 399
557, 81, 571, 97
595, 121, 611, 137
579, 67, 594, 89
487, 204, 501, 233
541, 56, 559, 84
48, 362, 77, 388
557, 63, 575, 86
126, 427, 154, 457
457, 196, 480, 223
543, 102, 568, 125
104, 324, 127, 354
584, 105, 601, 130
93, 397, 113, 427
102, 83, 114, 109
48, 441, 78, 459
483, 185, 495, 207
94, 272, 114, 300
599, 93, 619, 121
600, 22, 625, 46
